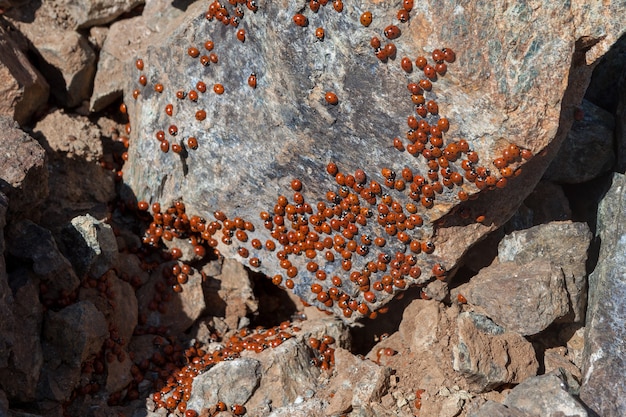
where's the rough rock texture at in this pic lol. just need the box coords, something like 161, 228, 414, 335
0, 194, 16, 402
452, 312, 538, 392
324, 348, 391, 415
39, 301, 108, 402
504, 371, 588, 417
453, 259, 569, 336
90, 0, 190, 111
544, 99, 615, 183
6, 8, 97, 108
122, 0, 624, 318
0, 23, 49, 125
0, 116, 48, 222
32, 110, 116, 232
6, 220, 80, 303
60, 214, 119, 279
498, 221, 592, 323
187, 358, 261, 411
137, 262, 205, 334
520, 181, 572, 226
58, 0, 145, 29
580, 172, 626, 417
1, 267, 44, 403
468, 400, 528, 417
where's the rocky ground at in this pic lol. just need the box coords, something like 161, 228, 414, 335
0, 1, 625, 417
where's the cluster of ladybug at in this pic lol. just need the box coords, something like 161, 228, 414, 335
145, 321, 335, 416
119, 1, 538, 415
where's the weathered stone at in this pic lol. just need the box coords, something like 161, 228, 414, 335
504, 371, 588, 417
453, 259, 569, 336
0, 116, 48, 222
58, 0, 145, 29
0, 193, 15, 399
398, 299, 441, 352
325, 348, 390, 414
498, 221, 592, 323
543, 347, 581, 393
452, 312, 538, 392
544, 99, 615, 183
0, 23, 49, 125
32, 109, 105, 162
122, 0, 624, 320
42, 301, 108, 369
0, 268, 44, 403
105, 354, 133, 394
31, 111, 116, 232
580, 172, 626, 417
520, 181, 572, 226
137, 262, 205, 334
0, 389, 7, 417
187, 358, 261, 411
468, 401, 528, 417
6, 10, 96, 108
267, 398, 327, 417
6, 220, 80, 301
106, 274, 138, 345
90, 0, 190, 111
60, 214, 119, 279
208, 258, 257, 329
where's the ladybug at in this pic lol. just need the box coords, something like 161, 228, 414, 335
213, 83, 225, 94
293, 13, 308, 27
135, 58, 144, 70
384, 25, 401, 40
442, 47, 456, 62
236, 29, 245, 42
360, 11, 373, 26
188, 47, 200, 58
195, 110, 206, 121
315, 27, 325, 40
248, 73, 257, 88
397, 9, 409, 22
204, 40, 214, 51
187, 137, 198, 150
401, 57, 413, 72
325, 91, 339, 105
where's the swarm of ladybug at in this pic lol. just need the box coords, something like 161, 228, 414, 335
119, 1, 534, 415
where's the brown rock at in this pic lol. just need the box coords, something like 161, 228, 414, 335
325, 348, 390, 414
90, 0, 190, 111
498, 221, 592, 323
398, 299, 441, 352
209, 258, 257, 330
468, 400, 528, 417
0, 24, 49, 125
452, 312, 538, 392
454, 259, 569, 336
7, 8, 96, 108
0, 116, 48, 222
137, 262, 205, 334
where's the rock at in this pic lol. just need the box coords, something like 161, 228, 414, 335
452, 312, 538, 392
324, 348, 390, 415
105, 354, 133, 394
105, 274, 138, 345
504, 371, 588, 417
579, 172, 626, 417
209, 258, 257, 329
468, 401, 528, 417
188, 358, 261, 410
266, 398, 327, 417
544, 99, 615, 183
60, 214, 119, 279
137, 262, 205, 334
90, 0, 190, 111
398, 299, 441, 352
519, 181, 572, 226
32, 109, 105, 162
39, 301, 108, 401
0, 193, 15, 398
122, 0, 624, 319
543, 347, 581, 393
0, 389, 7, 417
58, 0, 145, 29
6, 8, 96, 108
0, 23, 49, 125
42, 301, 108, 368
0, 268, 44, 403
31, 111, 116, 232
498, 221, 592, 323
0, 116, 48, 222
453, 259, 569, 336
6, 220, 80, 305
